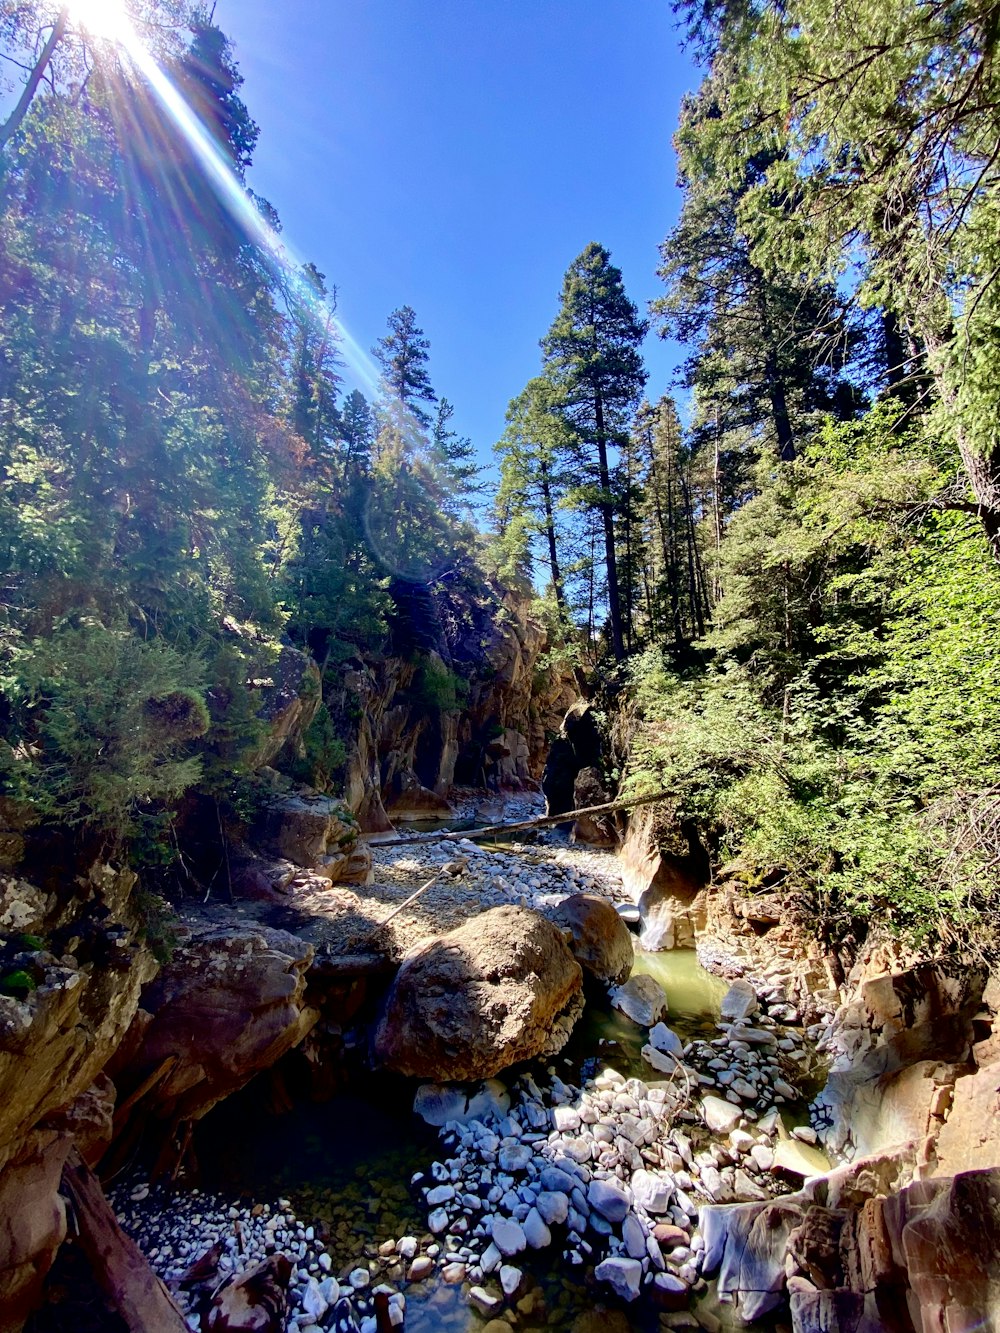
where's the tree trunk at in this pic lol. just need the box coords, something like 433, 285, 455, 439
882, 310, 908, 390
764, 349, 796, 461
712, 405, 723, 601
60, 1149, 189, 1332
538, 455, 566, 613
680, 475, 705, 638
593, 390, 626, 660
0, 11, 69, 153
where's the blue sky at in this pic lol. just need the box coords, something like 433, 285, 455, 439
215, 1, 699, 469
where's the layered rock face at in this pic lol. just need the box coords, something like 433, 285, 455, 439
324, 591, 578, 831
373, 905, 584, 1079
701, 1155, 1000, 1331
0, 868, 156, 1331
813, 959, 985, 1161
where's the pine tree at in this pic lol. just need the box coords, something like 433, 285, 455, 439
653, 78, 862, 467
373, 305, 437, 429
542, 243, 648, 661
431, 397, 483, 516
289, 263, 342, 471
339, 389, 375, 478
494, 376, 572, 612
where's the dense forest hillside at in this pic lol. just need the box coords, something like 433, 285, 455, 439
1, 0, 999, 961
493, 0, 1000, 957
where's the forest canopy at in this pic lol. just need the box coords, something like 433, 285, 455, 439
1, 0, 998, 953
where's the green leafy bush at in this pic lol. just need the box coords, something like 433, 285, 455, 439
2, 620, 207, 844
622, 412, 1000, 954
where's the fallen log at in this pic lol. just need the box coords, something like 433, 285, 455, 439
374, 787, 672, 849
60, 1148, 189, 1332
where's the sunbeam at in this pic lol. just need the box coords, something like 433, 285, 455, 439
78, 1, 382, 397
67, 0, 133, 42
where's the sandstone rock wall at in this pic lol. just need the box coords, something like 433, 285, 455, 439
0, 868, 157, 1329
324, 590, 577, 831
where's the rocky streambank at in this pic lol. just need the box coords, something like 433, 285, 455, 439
108, 966, 827, 1333
98, 828, 839, 1333
7, 772, 1000, 1333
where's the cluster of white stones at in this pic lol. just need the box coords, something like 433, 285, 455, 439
110, 1186, 405, 1333
370, 834, 628, 936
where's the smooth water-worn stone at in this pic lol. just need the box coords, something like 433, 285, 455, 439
771, 1138, 831, 1178
426, 1184, 455, 1206
469, 1286, 502, 1316
540, 1165, 577, 1194
553, 1106, 581, 1132
595, 1256, 643, 1302
499, 1145, 533, 1172
536, 1190, 570, 1225
642, 1044, 680, 1075
610, 973, 669, 1027
499, 1264, 522, 1296
701, 1095, 742, 1133
523, 1207, 551, 1249
413, 1079, 511, 1126
631, 1168, 673, 1214
622, 1213, 647, 1260
649, 1022, 685, 1057
491, 1216, 526, 1256
588, 1177, 631, 1223
479, 1242, 501, 1274
720, 980, 759, 1023
550, 893, 635, 985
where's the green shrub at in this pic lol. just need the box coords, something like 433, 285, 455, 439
2, 619, 207, 844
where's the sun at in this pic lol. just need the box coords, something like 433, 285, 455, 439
67, 0, 134, 44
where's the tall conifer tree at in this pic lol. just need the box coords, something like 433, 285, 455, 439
542, 243, 647, 661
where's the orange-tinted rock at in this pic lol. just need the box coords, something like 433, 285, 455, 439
374, 906, 583, 1080
551, 893, 634, 986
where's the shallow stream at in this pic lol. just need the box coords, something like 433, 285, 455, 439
192, 948, 729, 1332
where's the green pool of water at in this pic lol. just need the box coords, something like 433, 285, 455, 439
564, 947, 728, 1085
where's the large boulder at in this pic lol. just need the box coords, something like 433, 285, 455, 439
373, 906, 584, 1080
550, 894, 634, 986
261, 787, 370, 885
112, 924, 317, 1127
610, 973, 668, 1027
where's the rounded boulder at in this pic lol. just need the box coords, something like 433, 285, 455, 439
550, 893, 634, 986
373, 906, 584, 1080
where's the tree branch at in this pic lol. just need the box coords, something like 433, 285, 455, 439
0, 8, 69, 155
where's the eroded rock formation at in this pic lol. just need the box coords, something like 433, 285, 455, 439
109, 923, 318, 1136
0, 868, 156, 1330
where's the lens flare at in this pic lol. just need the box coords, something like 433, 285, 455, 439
83, 4, 380, 396
68, 0, 132, 43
